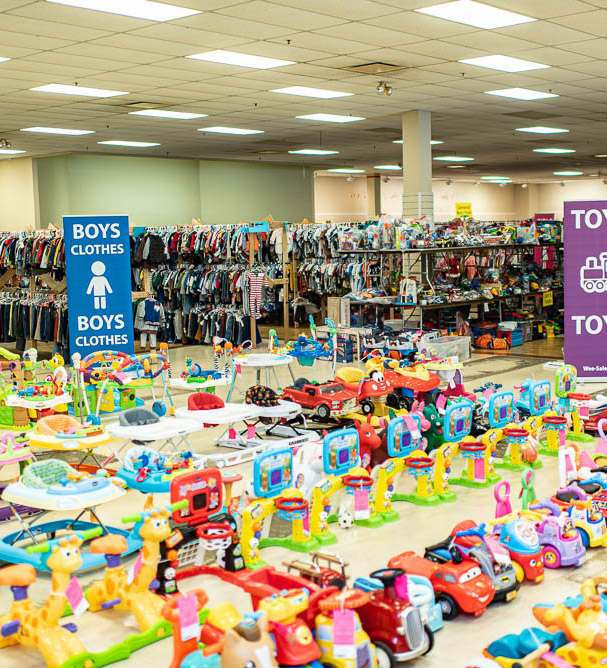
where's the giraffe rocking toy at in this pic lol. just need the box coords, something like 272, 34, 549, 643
86, 495, 187, 633
0, 527, 102, 668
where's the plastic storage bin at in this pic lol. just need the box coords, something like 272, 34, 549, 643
497, 328, 524, 347
521, 321, 533, 343
420, 335, 471, 362
384, 319, 405, 332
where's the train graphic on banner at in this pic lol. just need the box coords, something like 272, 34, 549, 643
580, 253, 607, 293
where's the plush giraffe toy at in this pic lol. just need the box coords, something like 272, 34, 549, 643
0, 528, 101, 668
86, 495, 186, 633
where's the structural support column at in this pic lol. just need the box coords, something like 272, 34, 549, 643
402, 110, 434, 224
366, 174, 382, 217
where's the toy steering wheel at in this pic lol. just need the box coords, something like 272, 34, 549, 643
161, 588, 208, 624
369, 567, 405, 589
318, 588, 369, 612
343, 475, 373, 489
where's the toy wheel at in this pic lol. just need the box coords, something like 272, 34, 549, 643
360, 399, 374, 415
542, 546, 561, 569
436, 593, 459, 620
513, 561, 525, 583
374, 642, 395, 668
579, 529, 590, 548
317, 404, 331, 420
318, 588, 369, 612
422, 626, 434, 656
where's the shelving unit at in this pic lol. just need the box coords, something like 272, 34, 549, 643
336, 241, 563, 330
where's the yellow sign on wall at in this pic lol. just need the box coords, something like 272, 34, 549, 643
456, 202, 472, 218
543, 291, 553, 307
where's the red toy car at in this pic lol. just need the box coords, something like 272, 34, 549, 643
388, 550, 495, 620
282, 378, 358, 420
339, 369, 392, 415
355, 567, 433, 666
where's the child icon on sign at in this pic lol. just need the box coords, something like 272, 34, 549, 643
87, 261, 113, 309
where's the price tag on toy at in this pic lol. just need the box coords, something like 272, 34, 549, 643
247, 423, 256, 439
403, 415, 420, 440
228, 428, 237, 440
332, 609, 356, 658
236, 364, 242, 375
559, 429, 566, 447
354, 488, 370, 520
436, 394, 447, 413
178, 593, 201, 642
65, 576, 89, 617
127, 552, 143, 585
580, 404, 589, 419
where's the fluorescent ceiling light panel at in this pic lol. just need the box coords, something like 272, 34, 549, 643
46, 0, 199, 21
187, 50, 293, 69
30, 83, 127, 97
374, 164, 401, 170
129, 110, 207, 120
415, 1, 535, 29
533, 148, 575, 154
485, 88, 557, 100
21, 126, 94, 135
481, 176, 509, 180
0, 149, 26, 155
434, 156, 474, 162
271, 86, 353, 99
393, 140, 443, 145
0, 58, 9, 64
516, 126, 568, 134
98, 140, 160, 147
595, 154, 607, 158
197, 126, 263, 135
554, 170, 583, 176
296, 114, 365, 123
459, 55, 548, 72
448, 165, 465, 168
328, 169, 365, 173
289, 149, 339, 155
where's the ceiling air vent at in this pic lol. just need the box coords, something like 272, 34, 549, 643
343, 62, 405, 74
120, 101, 166, 109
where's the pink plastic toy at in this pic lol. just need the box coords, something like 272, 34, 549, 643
494, 480, 512, 519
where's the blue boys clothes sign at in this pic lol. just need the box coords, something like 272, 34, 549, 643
64, 215, 135, 357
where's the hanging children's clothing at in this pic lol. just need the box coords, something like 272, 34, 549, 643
246, 270, 268, 319
134, 298, 164, 349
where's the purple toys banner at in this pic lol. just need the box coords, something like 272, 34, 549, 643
564, 201, 607, 381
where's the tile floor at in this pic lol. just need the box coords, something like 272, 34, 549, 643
0, 343, 604, 668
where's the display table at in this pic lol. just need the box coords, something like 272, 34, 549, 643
234, 353, 295, 388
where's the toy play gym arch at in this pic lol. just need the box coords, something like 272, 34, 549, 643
241, 447, 318, 569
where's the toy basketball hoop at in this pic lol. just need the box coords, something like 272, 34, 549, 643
459, 441, 486, 458
404, 456, 434, 471
275, 496, 308, 521
342, 475, 373, 495
196, 522, 233, 551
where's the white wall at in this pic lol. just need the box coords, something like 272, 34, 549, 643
316, 175, 607, 222
0, 158, 37, 230
537, 180, 607, 220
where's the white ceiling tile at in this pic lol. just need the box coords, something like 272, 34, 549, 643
398, 40, 489, 61
269, 0, 399, 20
560, 36, 607, 56
127, 24, 253, 50
562, 59, 607, 75
550, 8, 607, 35
487, 0, 596, 18
513, 46, 594, 65
1, 11, 112, 40
352, 48, 444, 67
217, 1, 346, 30
181, 12, 294, 38
57, 41, 173, 63
314, 23, 424, 48
365, 12, 478, 39
500, 19, 595, 43
0, 44, 39, 58
0, 30, 74, 50
442, 32, 543, 53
